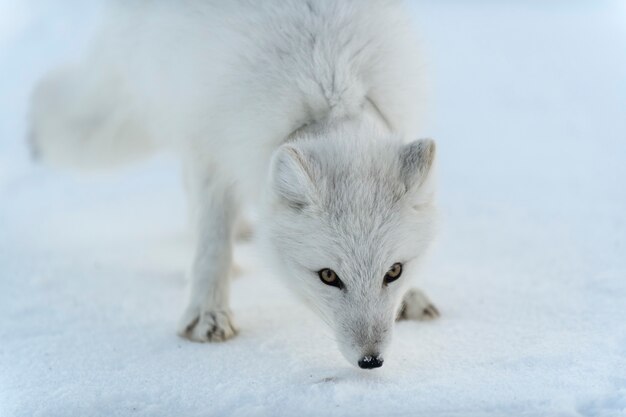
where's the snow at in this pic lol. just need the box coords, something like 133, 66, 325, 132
1, 1, 625, 416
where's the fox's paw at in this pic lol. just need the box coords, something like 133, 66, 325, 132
178, 308, 237, 342
398, 288, 440, 321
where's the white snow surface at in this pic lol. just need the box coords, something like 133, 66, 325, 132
1, 1, 625, 416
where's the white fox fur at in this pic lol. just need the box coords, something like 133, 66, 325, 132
30, 0, 440, 368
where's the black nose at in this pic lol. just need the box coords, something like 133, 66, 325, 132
358, 355, 384, 369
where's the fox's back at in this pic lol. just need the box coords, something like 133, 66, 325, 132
98, 0, 422, 141
32, 0, 424, 200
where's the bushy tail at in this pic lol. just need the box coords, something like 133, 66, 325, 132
29, 65, 154, 170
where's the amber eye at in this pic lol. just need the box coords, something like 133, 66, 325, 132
318, 268, 344, 289
384, 263, 403, 284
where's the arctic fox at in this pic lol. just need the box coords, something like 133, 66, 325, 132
29, 0, 440, 369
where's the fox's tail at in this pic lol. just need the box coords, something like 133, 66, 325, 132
28, 65, 154, 170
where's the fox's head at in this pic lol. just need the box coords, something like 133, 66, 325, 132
264, 120, 437, 369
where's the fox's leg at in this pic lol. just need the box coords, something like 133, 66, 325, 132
178, 158, 238, 342
397, 288, 440, 321
184, 164, 251, 241
234, 216, 253, 241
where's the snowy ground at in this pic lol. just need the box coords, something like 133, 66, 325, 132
1, 1, 625, 416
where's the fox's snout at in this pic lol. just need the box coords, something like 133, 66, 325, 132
358, 354, 384, 369
341, 337, 389, 370
335, 314, 394, 370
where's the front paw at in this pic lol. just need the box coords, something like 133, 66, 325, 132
397, 288, 440, 321
178, 308, 238, 342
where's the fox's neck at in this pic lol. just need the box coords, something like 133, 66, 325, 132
286, 97, 392, 145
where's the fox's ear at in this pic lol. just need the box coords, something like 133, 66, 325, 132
270, 145, 318, 209
399, 138, 436, 205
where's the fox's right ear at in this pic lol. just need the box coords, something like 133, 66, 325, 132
270, 145, 318, 209
399, 138, 437, 206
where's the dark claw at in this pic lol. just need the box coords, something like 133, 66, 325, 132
185, 316, 200, 334
423, 304, 440, 318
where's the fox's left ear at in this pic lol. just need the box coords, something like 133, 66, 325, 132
399, 138, 436, 205
269, 144, 319, 210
